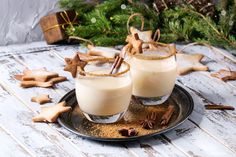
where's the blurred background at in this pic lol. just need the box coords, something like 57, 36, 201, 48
0, 0, 59, 46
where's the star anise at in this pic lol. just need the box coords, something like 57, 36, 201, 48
140, 112, 157, 129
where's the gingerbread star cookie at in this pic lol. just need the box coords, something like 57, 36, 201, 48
15, 68, 58, 82
31, 94, 52, 105
125, 33, 143, 55
20, 81, 53, 88
211, 69, 236, 81
14, 68, 67, 88
87, 45, 121, 58
20, 76, 67, 88
64, 54, 87, 77
77, 52, 104, 61
176, 53, 208, 75
32, 101, 71, 123
130, 27, 153, 48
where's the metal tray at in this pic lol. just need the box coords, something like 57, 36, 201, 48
58, 84, 194, 142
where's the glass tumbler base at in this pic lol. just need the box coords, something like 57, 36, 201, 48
135, 94, 170, 105
82, 111, 126, 124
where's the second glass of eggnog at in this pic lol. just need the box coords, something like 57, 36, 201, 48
75, 58, 132, 123
128, 43, 177, 105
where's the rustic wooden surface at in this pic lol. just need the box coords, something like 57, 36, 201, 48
0, 41, 235, 157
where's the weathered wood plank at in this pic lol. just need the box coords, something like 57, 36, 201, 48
30, 48, 236, 156
124, 138, 189, 157
0, 126, 33, 157
0, 62, 85, 156
0, 84, 84, 157
1, 42, 236, 156
9, 50, 189, 157
178, 82, 236, 150
0, 42, 56, 56
175, 45, 236, 152
164, 120, 236, 157
52, 46, 236, 153
0, 54, 137, 157
178, 72, 236, 113
176, 44, 236, 67
176, 45, 236, 88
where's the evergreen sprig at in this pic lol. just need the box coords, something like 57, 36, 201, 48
60, 0, 158, 46
160, 5, 236, 49
59, 0, 236, 51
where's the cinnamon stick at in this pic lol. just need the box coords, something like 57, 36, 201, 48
160, 105, 175, 125
109, 56, 124, 74
205, 104, 235, 110
134, 33, 143, 54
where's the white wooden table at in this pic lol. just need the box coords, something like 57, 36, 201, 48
0, 41, 236, 157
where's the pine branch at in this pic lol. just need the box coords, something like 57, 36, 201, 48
160, 6, 236, 51
184, 8, 236, 49
61, 0, 158, 46
59, 0, 236, 52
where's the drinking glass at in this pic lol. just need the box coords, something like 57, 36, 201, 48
75, 58, 132, 123
128, 43, 177, 105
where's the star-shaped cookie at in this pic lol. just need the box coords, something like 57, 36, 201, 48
15, 68, 59, 82
211, 69, 236, 81
31, 94, 52, 104
130, 27, 153, 49
87, 45, 121, 58
177, 53, 208, 75
130, 27, 153, 43
64, 54, 87, 77
32, 101, 71, 123
15, 68, 67, 88
125, 33, 143, 55
78, 52, 104, 60
20, 76, 67, 88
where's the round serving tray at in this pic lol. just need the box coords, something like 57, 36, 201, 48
58, 84, 194, 142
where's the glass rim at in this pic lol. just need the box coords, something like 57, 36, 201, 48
132, 42, 176, 60
78, 57, 130, 77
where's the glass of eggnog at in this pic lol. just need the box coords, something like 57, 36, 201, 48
128, 43, 177, 105
75, 58, 132, 123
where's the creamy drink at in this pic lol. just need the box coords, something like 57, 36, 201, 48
128, 44, 177, 105
76, 74, 132, 116
75, 58, 132, 123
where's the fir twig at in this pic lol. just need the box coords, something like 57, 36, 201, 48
59, 0, 236, 52
183, 8, 236, 49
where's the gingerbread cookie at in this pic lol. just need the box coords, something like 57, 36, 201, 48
77, 52, 104, 61
64, 54, 87, 78
87, 45, 120, 58
31, 94, 52, 104
130, 27, 153, 48
211, 69, 236, 81
15, 68, 58, 82
32, 101, 71, 123
176, 53, 208, 75
21, 81, 53, 88
15, 68, 67, 88
49, 76, 67, 84
125, 33, 143, 55
20, 76, 67, 88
